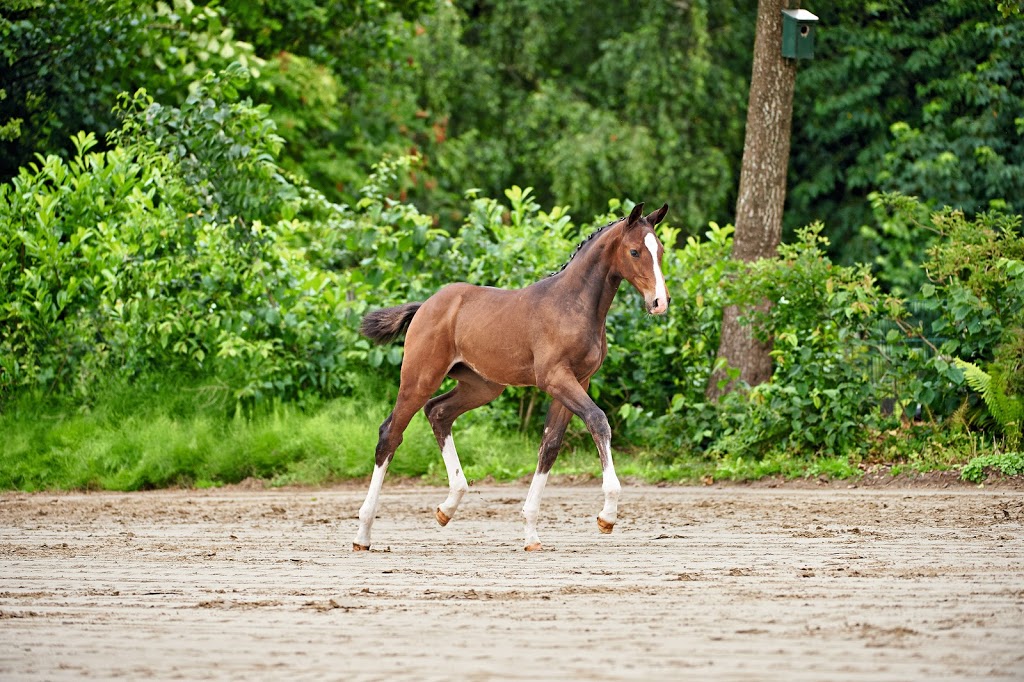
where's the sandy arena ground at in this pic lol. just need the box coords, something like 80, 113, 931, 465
2, 482, 1023, 681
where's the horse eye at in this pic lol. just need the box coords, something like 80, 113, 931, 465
629, 249, 639, 258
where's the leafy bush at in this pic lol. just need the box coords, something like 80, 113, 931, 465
697, 225, 912, 458
4, 62, 1024, 488
0, 0, 261, 181
922, 208, 1024, 361
1, 67, 362, 406
892, 199, 1024, 426
1, 130, 184, 397
960, 452, 1024, 483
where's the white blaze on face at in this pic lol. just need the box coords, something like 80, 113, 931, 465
644, 232, 668, 314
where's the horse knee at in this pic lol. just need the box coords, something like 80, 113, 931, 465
374, 443, 398, 468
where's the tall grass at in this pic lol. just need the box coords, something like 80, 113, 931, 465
0, 373, 577, 491
1, 372, 875, 492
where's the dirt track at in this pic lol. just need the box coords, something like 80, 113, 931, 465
2, 483, 1023, 680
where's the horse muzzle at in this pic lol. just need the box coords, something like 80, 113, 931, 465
647, 295, 670, 315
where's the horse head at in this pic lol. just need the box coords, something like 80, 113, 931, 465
616, 202, 670, 315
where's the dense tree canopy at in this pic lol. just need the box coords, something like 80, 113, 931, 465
3, 0, 1020, 249
789, 1, 1024, 258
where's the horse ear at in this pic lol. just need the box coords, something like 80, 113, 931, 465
645, 203, 669, 226
627, 202, 645, 227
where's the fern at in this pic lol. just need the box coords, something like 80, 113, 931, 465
948, 396, 972, 430
954, 358, 1023, 449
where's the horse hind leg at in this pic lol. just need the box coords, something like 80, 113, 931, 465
353, 369, 450, 552
424, 368, 504, 528
434, 428, 465, 527
353, 413, 398, 551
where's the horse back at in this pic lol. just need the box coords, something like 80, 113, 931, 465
406, 282, 604, 387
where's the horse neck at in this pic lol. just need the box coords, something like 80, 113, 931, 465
553, 220, 623, 321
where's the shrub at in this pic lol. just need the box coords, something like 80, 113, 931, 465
1, 67, 365, 407
960, 452, 1024, 483
699, 224, 912, 458
884, 195, 1024, 432
4, 64, 1023, 476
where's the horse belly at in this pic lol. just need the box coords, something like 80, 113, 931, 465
451, 297, 538, 387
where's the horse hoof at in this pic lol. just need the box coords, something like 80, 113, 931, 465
352, 543, 370, 552
524, 542, 543, 552
436, 507, 451, 526
597, 516, 615, 534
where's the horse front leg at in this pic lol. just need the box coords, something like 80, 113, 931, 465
523, 400, 573, 551
539, 373, 621, 537
353, 414, 397, 551
596, 442, 621, 534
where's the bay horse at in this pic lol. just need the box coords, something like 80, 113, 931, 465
353, 202, 669, 551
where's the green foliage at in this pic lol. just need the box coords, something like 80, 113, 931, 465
999, 1, 1023, 18
212, 0, 431, 60
711, 453, 858, 482
5, 0, 1020, 257
112, 64, 297, 226
0, 366, 881, 492
387, 0, 754, 228
700, 225, 911, 459
246, 53, 350, 194
921, 207, 1024, 360
5, 43, 1024, 488
0, 0, 260, 180
0, 86, 20, 141
1, 130, 183, 397
960, 451, 1024, 483
879, 16, 1024, 214
954, 359, 1023, 450
858, 191, 939, 297
863, 194, 1024, 424
223, 0, 437, 205
790, 1, 1024, 257
0, 66, 358, 406
0, 372, 538, 490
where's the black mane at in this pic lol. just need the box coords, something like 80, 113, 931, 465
548, 216, 623, 277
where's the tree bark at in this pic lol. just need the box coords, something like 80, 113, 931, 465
707, 0, 798, 401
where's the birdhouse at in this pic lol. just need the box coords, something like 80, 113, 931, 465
781, 9, 819, 60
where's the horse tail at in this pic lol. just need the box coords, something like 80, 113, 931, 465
360, 302, 423, 345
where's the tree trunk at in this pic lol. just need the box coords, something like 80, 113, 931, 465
707, 0, 798, 401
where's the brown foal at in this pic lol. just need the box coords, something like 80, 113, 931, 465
353, 202, 670, 551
